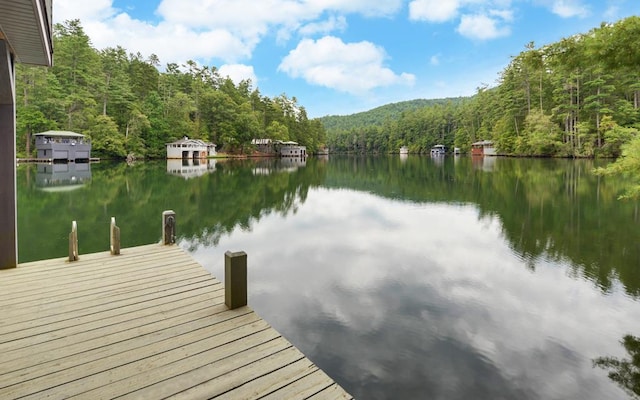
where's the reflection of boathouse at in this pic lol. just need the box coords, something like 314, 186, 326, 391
166, 137, 216, 159
35, 131, 91, 162
252, 157, 307, 175
36, 163, 91, 192
166, 158, 216, 179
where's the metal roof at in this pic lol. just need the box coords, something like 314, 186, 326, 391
34, 130, 86, 138
167, 137, 216, 146
0, 0, 53, 66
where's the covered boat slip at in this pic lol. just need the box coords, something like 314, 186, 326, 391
0, 0, 53, 268
0, 244, 352, 399
35, 130, 92, 162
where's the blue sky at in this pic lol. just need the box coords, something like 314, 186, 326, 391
53, 0, 640, 118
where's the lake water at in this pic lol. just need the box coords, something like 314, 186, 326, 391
16, 156, 640, 399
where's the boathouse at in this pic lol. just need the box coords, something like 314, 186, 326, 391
275, 141, 307, 157
35, 130, 91, 162
166, 137, 216, 159
471, 140, 497, 156
0, 0, 53, 268
252, 138, 276, 154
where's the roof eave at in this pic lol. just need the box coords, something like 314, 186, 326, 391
0, 0, 53, 66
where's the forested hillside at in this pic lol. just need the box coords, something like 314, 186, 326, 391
320, 98, 464, 132
325, 16, 640, 160
16, 20, 326, 159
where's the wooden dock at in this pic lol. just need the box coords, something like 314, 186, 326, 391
0, 244, 352, 399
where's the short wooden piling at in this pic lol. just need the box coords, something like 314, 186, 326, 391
110, 217, 121, 255
68, 220, 78, 262
225, 251, 247, 309
162, 210, 176, 245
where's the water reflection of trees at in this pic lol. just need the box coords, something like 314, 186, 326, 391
594, 334, 640, 399
325, 156, 640, 297
17, 158, 325, 262
18, 156, 640, 298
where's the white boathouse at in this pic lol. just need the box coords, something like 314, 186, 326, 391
166, 137, 216, 159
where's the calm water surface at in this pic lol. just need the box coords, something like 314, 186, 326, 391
17, 156, 640, 399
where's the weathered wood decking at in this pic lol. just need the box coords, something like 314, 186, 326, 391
0, 244, 352, 399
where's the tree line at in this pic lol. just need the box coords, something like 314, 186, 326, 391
325, 16, 640, 161
16, 19, 326, 159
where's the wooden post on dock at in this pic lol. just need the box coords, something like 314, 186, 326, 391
225, 251, 247, 309
162, 210, 176, 245
110, 217, 120, 255
68, 221, 78, 262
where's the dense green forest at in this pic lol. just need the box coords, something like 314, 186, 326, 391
320, 98, 465, 132
324, 16, 640, 161
15, 20, 326, 159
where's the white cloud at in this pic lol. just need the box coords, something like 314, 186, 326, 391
278, 36, 415, 95
299, 15, 348, 36
408, 0, 515, 41
489, 8, 514, 22
430, 55, 441, 66
218, 64, 258, 86
53, 0, 405, 67
409, 0, 461, 22
457, 14, 511, 40
54, 0, 116, 22
549, 0, 589, 18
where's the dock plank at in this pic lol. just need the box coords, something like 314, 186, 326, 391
0, 244, 352, 399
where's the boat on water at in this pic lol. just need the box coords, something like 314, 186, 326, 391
430, 144, 446, 155
399, 146, 409, 155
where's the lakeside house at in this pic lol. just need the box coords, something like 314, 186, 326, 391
35, 131, 91, 162
430, 144, 446, 155
252, 139, 307, 157
276, 141, 307, 157
471, 140, 496, 156
252, 138, 276, 155
166, 137, 216, 159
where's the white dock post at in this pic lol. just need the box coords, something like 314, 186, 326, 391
225, 251, 247, 309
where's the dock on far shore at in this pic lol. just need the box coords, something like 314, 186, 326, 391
0, 243, 352, 399
17, 157, 100, 163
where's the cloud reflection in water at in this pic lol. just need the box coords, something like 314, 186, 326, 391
190, 188, 639, 399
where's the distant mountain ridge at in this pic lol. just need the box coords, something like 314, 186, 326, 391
319, 97, 467, 133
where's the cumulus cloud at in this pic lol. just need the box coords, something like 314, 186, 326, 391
278, 36, 415, 95
299, 15, 348, 36
53, 0, 405, 66
457, 13, 511, 40
409, 0, 461, 23
54, 0, 116, 22
218, 64, 258, 86
430, 55, 441, 66
549, 0, 589, 18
